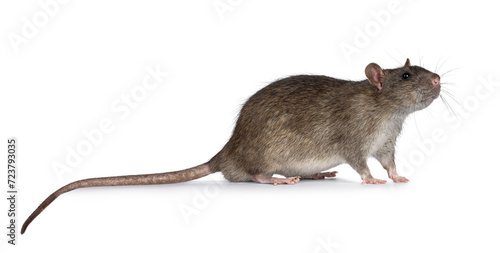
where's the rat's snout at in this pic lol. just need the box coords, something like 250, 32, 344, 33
431, 74, 440, 86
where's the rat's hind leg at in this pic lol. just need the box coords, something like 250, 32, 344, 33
301, 171, 338, 180
251, 174, 300, 186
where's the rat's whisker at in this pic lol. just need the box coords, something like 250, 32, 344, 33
440, 67, 460, 78
436, 55, 452, 73
413, 104, 423, 140
441, 88, 461, 106
441, 72, 459, 79
385, 50, 402, 65
440, 82, 459, 87
395, 49, 406, 64
435, 53, 444, 73
440, 94, 461, 125
21, 58, 440, 234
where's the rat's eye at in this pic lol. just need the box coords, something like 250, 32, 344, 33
402, 73, 411, 80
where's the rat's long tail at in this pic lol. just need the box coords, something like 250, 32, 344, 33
21, 163, 213, 234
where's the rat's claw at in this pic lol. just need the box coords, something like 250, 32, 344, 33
390, 176, 409, 183
361, 178, 387, 185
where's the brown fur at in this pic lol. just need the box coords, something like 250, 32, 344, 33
210, 59, 440, 182
22, 59, 440, 234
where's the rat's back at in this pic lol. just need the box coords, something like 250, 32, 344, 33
209, 74, 377, 182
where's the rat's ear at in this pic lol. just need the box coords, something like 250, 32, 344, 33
365, 63, 385, 90
404, 58, 410, 67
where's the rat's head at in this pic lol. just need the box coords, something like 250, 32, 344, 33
365, 58, 441, 113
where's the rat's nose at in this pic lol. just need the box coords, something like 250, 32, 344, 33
432, 75, 440, 86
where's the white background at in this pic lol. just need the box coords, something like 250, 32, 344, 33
1, 0, 499, 252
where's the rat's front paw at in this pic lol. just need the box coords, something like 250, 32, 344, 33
361, 178, 387, 184
390, 176, 409, 183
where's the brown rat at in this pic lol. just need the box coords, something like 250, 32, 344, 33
22, 58, 441, 234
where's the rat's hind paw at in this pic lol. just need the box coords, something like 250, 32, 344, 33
251, 174, 301, 186
302, 171, 338, 180
273, 176, 301, 186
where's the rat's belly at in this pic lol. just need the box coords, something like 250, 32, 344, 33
275, 156, 344, 177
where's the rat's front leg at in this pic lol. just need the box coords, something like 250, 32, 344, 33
374, 143, 409, 183
383, 161, 409, 183
348, 160, 386, 184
